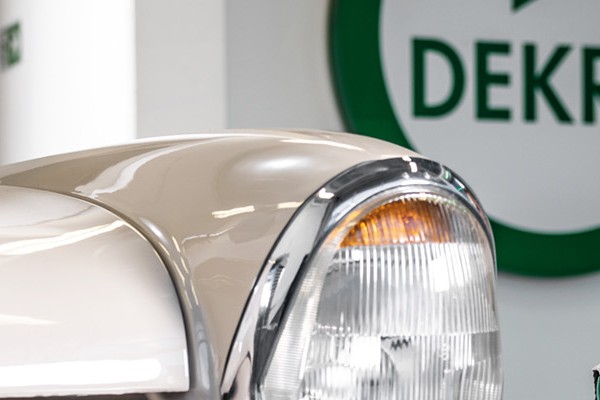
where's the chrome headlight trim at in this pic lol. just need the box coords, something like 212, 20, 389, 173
220, 156, 496, 400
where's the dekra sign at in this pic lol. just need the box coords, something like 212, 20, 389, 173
331, 0, 600, 276
412, 38, 600, 124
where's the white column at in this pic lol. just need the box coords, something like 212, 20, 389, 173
0, 0, 136, 164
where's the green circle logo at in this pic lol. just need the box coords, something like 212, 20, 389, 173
330, 0, 600, 276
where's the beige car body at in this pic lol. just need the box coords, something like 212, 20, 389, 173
0, 130, 418, 399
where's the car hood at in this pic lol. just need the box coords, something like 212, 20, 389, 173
0, 130, 418, 388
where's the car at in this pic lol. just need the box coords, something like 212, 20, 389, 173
594, 364, 599, 400
0, 130, 502, 400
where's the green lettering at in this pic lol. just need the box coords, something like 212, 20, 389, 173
583, 47, 600, 124
476, 42, 511, 121
524, 44, 573, 123
413, 38, 465, 117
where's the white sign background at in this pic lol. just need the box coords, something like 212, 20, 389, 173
381, 0, 600, 233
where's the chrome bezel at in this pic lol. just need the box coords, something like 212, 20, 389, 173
219, 157, 494, 400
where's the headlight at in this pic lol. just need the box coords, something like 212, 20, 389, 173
221, 157, 501, 400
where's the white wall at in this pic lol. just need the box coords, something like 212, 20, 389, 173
136, 0, 225, 138
225, 0, 343, 130
498, 272, 600, 400
0, 0, 136, 164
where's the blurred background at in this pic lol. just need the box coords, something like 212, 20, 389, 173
1, 1, 598, 399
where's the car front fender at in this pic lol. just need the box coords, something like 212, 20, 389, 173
0, 130, 418, 400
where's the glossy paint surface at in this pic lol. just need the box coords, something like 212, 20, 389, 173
0, 186, 188, 397
0, 130, 418, 399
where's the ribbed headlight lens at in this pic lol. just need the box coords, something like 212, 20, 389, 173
260, 192, 501, 400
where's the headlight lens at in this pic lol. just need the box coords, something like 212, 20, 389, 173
261, 193, 500, 400
221, 158, 502, 400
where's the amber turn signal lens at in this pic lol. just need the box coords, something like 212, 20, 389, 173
340, 195, 454, 247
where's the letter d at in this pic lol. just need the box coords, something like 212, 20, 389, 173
413, 38, 465, 117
